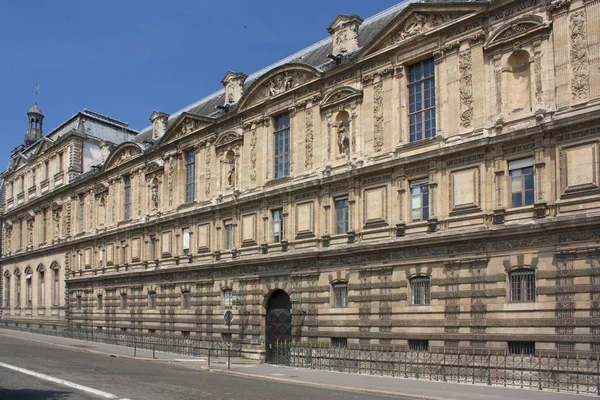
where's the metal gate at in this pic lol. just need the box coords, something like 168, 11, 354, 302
266, 290, 291, 363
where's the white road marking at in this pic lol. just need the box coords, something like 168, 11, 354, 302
0, 361, 119, 399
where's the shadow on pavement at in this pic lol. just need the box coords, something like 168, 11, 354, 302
0, 387, 74, 399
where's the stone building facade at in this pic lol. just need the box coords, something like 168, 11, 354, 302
2, 0, 600, 359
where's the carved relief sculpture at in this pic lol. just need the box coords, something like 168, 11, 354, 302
53, 210, 61, 238
250, 125, 257, 184
570, 11, 589, 100
389, 13, 456, 44
4, 225, 11, 253
337, 120, 350, 155
266, 72, 310, 98
459, 50, 474, 128
205, 143, 212, 197
373, 80, 384, 152
181, 118, 197, 136
168, 156, 175, 206
305, 107, 314, 169
27, 219, 34, 244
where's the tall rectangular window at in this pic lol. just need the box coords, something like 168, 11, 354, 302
53, 268, 59, 306
19, 220, 23, 249
120, 293, 127, 310
42, 209, 47, 243
334, 197, 349, 234
223, 289, 233, 308
274, 113, 290, 179
16, 276, 21, 307
509, 158, 534, 207
510, 269, 536, 303
26, 274, 32, 307
182, 291, 191, 310
411, 276, 431, 305
31, 168, 36, 187
123, 176, 131, 220
150, 236, 157, 260
121, 241, 127, 265
148, 292, 157, 310
185, 150, 196, 203
97, 294, 103, 310
57, 152, 64, 172
43, 160, 49, 180
272, 209, 283, 242
408, 58, 436, 142
332, 282, 348, 308
411, 181, 429, 222
79, 195, 85, 232
39, 271, 44, 306
182, 228, 190, 251
224, 220, 234, 250
4, 276, 10, 308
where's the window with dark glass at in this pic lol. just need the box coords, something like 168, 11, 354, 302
409, 340, 429, 352
411, 181, 429, 222
123, 176, 131, 220
509, 268, 536, 303
120, 293, 128, 309
408, 58, 436, 142
150, 236, 157, 260
15, 274, 21, 307
53, 268, 59, 306
26, 272, 32, 307
509, 158, 534, 207
148, 292, 157, 310
274, 113, 290, 179
76, 295, 82, 310
4, 275, 10, 308
57, 152, 64, 172
42, 209, 47, 243
185, 150, 196, 203
182, 291, 191, 310
508, 341, 535, 355
97, 294, 103, 310
332, 282, 348, 308
38, 270, 44, 306
411, 276, 431, 305
224, 220, 234, 250
272, 209, 283, 242
334, 197, 349, 234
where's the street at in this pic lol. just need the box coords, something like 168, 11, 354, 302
0, 334, 398, 400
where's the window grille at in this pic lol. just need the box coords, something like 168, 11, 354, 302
148, 293, 156, 310
182, 291, 191, 310
557, 342, 575, 352
593, 343, 600, 352
332, 282, 348, 308
76, 296, 82, 310
592, 275, 600, 286
409, 340, 429, 352
411, 276, 431, 305
224, 221, 234, 250
334, 197, 349, 234
272, 209, 283, 242
123, 176, 131, 220
185, 151, 196, 203
274, 113, 290, 179
508, 341, 535, 355
410, 181, 429, 222
509, 158, 534, 207
222, 333, 232, 343
509, 269, 535, 303
471, 327, 486, 334
408, 58, 436, 142
223, 289, 233, 308
182, 331, 190, 337
331, 337, 347, 348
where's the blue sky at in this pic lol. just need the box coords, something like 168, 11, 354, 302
0, 0, 400, 168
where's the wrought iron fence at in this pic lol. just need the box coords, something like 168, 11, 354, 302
0, 321, 241, 358
274, 341, 600, 395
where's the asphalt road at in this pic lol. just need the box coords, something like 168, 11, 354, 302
0, 335, 399, 400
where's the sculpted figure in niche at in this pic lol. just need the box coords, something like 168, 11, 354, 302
5, 225, 11, 252
53, 211, 60, 238
27, 219, 34, 244
150, 178, 160, 209
337, 121, 350, 155
225, 150, 236, 187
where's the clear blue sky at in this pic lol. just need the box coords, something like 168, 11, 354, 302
0, 0, 400, 169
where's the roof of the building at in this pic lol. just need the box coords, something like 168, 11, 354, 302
28, 102, 43, 115
134, 0, 490, 143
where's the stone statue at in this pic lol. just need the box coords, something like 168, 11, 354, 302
151, 181, 159, 209
5, 226, 12, 251
337, 121, 350, 155
27, 219, 34, 244
53, 211, 60, 238
227, 163, 235, 187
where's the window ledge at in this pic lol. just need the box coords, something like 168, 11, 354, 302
265, 176, 293, 187
396, 135, 443, 152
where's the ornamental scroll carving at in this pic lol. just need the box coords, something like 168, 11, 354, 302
168, 156, 175, 206
373, 80, 384, 152
388, 13, 457, 45
459, 50, 473, 128
250, 125, 258, 184
246, 71, 312, 106
205, 143, 212, 197
305, 106, 314, 169
570, 11, 589, 100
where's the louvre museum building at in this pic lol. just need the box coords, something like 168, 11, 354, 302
1, 0, 600, 360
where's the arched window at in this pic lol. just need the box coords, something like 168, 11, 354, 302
509, 268, 536, 303
3, 271, 10, 308
25, 267, 33, 307
37, 264, 45, 307
332, 282, 348, 308
14, 269, 21, 308
410, 276, 431, 305
50, 262, 60, 306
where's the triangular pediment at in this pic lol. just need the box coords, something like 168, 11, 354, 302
161, 113, 216, 145
357, 3, 485, 59
214, 131, 243, 149
102, 142, 144, 171
237, 64, 322, 111
321, 86, 363, 109
11, 154, 29, 172
32, 138, 54, 157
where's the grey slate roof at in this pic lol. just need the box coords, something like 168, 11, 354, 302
134, 0, 490, 143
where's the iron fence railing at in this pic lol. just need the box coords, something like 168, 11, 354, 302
0, 321, 241, 358
274, 341, 600, 395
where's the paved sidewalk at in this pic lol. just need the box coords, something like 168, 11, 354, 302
0, 328, 593, 399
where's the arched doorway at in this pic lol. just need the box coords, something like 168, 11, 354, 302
265, 289, 292, 363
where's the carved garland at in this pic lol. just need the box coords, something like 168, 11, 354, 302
458, 49, 473, 128
570, 10, 589, 100
373, 80, 384, 152
305, 106, 314, 169
205, 143, 212, 197
250, 125, 258, 184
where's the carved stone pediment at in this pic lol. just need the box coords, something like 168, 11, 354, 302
237, 64, 321, 111
162, 113, 215, 145
103, 143, 143, 170
215, 131, 243, 149
144, 160, 164, 177
386, 12, 463, 46
93, 183, 109, 196
485, 15, 549, 49
320, 86, 363, 109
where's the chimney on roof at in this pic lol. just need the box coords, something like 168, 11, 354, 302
150, 111, 169, 139
327, 14, 363, 56
221, 71, 248, 105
